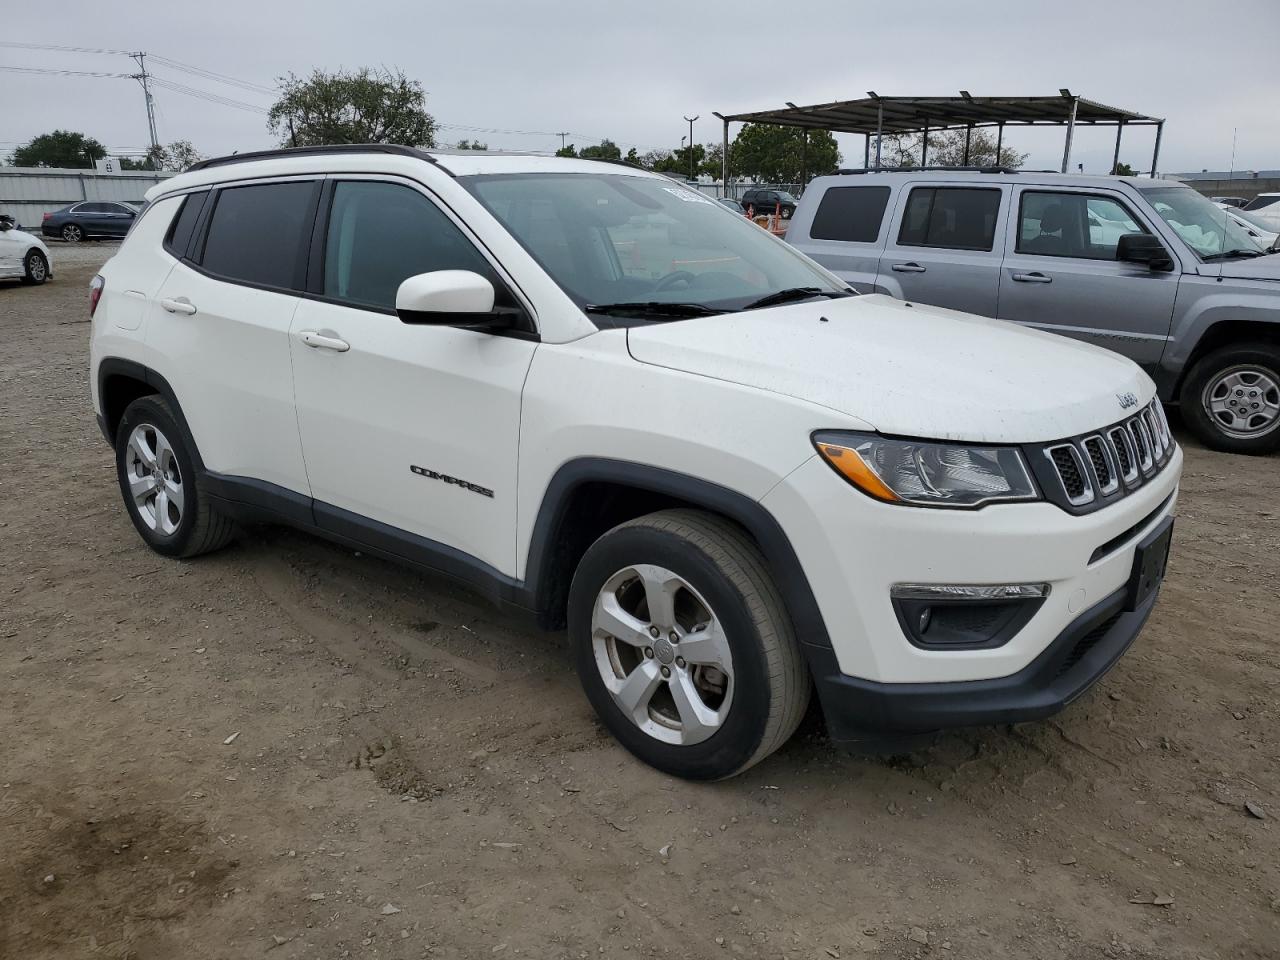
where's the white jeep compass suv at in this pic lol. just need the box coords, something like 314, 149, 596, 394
89, 146, 1182, 780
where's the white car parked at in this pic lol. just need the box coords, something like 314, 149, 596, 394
0, 215, 52, 284
88, 146, 1181, 779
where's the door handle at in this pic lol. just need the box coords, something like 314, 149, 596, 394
890, 262, 926, 273
299, 330, 351, 352
1012, 272, 1053, 284
160, 297, 197, 315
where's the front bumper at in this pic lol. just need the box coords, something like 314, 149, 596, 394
807, 581, 1157, 746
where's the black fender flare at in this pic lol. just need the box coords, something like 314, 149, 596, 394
523, 458, 832, 648
95, 358, 206, 472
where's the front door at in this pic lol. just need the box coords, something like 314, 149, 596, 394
289, 178, 537, 577
878, 183, 1008, 316
996, 187, 1179, 368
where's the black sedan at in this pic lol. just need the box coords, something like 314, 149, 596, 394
41, 201, 140, 242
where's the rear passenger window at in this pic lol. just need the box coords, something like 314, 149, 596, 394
323, 181, 495, 311
200, 181, 317, 290
898, 187, 1002, 251
810, 186, 891, 242
164, 192, 208, 259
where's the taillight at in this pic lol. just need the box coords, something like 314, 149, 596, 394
89, 275, 104, 319
42, 212, 51, 222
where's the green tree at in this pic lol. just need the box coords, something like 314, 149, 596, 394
579, 139, 622, 161
267, 68, 435, 147
12, 130, 107, 168
1113, 161, 1136, 176
120, 140, 205, 171
555, 144, 578, 158
640, 148, 674, 172
880, 128, 1027, 169
624, 147, 640, 165
454, 139, 489, 150
729, 124, 839, 183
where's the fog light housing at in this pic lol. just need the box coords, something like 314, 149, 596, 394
891, 583, 1049, 650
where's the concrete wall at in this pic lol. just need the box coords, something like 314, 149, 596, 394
0, 167, 176, 229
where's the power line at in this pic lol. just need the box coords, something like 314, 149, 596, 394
0, 65, 132, 79
0, 40, 132, 55
147, 54, 276, 95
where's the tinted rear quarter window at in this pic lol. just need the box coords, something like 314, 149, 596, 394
810, 186, 891, 242
200, 180, 317, 290
898, 187, 1002, 251
164, 192, 208, 259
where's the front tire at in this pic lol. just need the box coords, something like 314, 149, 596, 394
22, 251, 48, 284
1178, 343, 1280, 454
61, 223, 83, 243
115, 396, 236, 557
569, 509, 810, 780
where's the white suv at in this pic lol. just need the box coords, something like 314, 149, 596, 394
89, 146, 1182, 780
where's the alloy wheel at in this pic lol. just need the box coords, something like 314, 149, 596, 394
27, 255, 46, 282
62, 224, 82, 242
125, 423, 185, 536
591, 564, 734, 745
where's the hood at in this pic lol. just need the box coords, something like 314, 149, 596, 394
626, 294, 1153, 444
7, 228, 45, 249
1208, 252, 1280, 281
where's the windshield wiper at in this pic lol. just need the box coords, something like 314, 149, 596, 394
1202, 248, 1266, 261
741, 287, 853, 310
584, 301, 725, 318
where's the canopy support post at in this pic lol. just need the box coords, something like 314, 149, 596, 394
920, 121, 929, 166
875, 101, 883, 167
1112, 121, 1125, 174
996, 122, 1004, 164
1061, 95, 1079, 173
864, 133, 870, 169
715, 113, 729, 196
963, 124, 972, 165
1150, 121, 1164, 177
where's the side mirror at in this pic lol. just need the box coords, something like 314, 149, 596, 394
1117, 233, 1173, 271
395, 270, 506, 327
0, 218, 12, 232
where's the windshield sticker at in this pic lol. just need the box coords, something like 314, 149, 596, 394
662, 187, 713, 204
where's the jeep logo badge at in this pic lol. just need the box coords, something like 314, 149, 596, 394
1117, 392, 1139, 410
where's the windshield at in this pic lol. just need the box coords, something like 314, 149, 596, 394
1142, 186, 1262, 257
462, 173, 843, 316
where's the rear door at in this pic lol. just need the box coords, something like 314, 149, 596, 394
996, 186, 1178, 368
879, 183, 1007, 316
145, 178, 319, 495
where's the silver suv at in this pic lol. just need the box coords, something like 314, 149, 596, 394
788, 171, 1280, 455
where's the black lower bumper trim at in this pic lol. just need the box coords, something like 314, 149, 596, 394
808, 583, 1158, 747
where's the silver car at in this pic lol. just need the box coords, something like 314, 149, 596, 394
787, 171, 1280, 454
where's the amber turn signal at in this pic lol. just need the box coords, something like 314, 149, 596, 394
815, 441, 900, 503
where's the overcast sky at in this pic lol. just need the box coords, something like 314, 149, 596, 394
3, 0, 1277, 176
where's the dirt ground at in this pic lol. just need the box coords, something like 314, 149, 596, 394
1, 246, 1277, 960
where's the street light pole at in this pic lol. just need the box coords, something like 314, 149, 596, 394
683, 115, 699, 181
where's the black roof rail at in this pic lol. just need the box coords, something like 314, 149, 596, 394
834, 165, 1026, 175
185, 143, 441, 173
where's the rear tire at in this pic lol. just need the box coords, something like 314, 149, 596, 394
115, 395, 237, 558
569, 509, 810, 780
1178, 343, 1280, 455
61, 223, 83, 243
21, 251, 48, 285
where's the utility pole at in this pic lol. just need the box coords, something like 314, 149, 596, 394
684, 115, 698, 181
129, 51, 161, 168
556, 131, 569, 151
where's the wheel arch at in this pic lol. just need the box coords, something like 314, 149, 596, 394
1164, 313, 1280, 400
96, 359, 204, 471
523, 459, 832, 649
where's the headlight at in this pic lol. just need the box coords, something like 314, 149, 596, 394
813, 432, 1039, 508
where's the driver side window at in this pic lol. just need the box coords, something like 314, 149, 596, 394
1017, 191, 1148, 261
323, 181, 495, 312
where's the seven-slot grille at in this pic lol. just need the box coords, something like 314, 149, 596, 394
1041, 399, 1174, 510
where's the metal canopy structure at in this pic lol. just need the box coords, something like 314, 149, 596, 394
713, 90, 1165, 186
